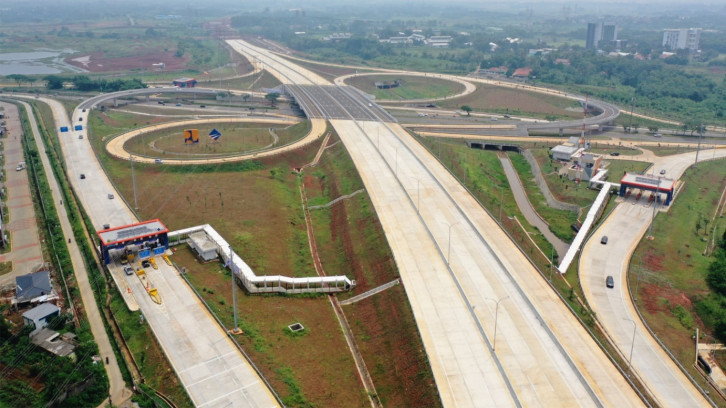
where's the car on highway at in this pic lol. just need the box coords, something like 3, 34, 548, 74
155, 159, 163, 164
79, 117, 83, 122
490, 117, 498, 121
601, 236, 608, 245
82, 108, 86, 112
123, 266, 134, 276
80, 174, 86, 179
141, 260, 151, 268
199, 105, 206, 108
610, 152, 620, 156
108, 193, 114, 199
78, 134, 83, 139
503, 114, 511, 118
660, 169, 666, 175
606, 275, 614, 288
653, 133, 662, 138
176, 103, 182, 107
157, 101, 165, 105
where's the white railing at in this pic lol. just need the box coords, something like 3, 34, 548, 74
168, 224, 355, 294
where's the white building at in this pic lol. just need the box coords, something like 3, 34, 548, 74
662, 28, 701, 51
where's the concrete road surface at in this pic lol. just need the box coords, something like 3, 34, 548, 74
0, 102, 43, 287
228, 37, 645, 407
33, 96, 279, 407
581, 149, 726, 407
11, 98, 133, 406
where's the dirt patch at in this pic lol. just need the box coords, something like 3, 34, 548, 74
65, 49, 189, 73
643, 249, 666, 273
641, 283, 694, 314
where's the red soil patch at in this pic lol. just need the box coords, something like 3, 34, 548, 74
643, 249, 666, 273
641, 283, 694, 314
65, 50, 189, 73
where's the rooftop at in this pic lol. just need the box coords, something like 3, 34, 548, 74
15, 271, 53, 302
98, 219, 168, 246
22, 302, 60, 321
31, 328, 76, 357
621, 173, 676, 191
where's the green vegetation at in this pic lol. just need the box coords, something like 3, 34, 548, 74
628, 159, 726, 400
43, 75, 146, 92
508, 153, 577, 241
0, 261, 11, 276
345, 74, 464, 100
0, 102, 109, 407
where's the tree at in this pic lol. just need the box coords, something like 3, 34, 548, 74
707, 251, 726, 297
43, 75, 63, 90
6, 74, 30, 86
265, 92, 280, 106
461, 105, 472, 116
242, 93, 251, 103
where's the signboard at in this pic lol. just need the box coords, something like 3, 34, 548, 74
139, 249, 151, 259
184, 129, 199, 144
153, 247, 165, 256
60, 126, 69, 133
74, 125, 83, 131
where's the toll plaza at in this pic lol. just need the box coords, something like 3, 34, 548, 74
619, 173, 676, 205
97, 219, 169, 265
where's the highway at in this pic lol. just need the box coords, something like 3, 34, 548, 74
36, 98, 280, 406
581, 149, 726, 407
228, 38, 643, 407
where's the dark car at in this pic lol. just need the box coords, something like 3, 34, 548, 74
142, 260, 151, 268
610, 152, 620, 156
79, 117, 83, 122
80, 174, 86, 179
601, 236, 608, 245
606, 275, 614, 288
660, 169, 666, 175
199, 105, 206, 108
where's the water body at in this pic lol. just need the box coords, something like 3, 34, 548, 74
0, 49, 85, 75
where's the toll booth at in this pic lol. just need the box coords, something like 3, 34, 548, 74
619, 173, 675, 206
97, 219, 169, 265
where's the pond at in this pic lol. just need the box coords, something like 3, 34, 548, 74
0, 49, 82, 75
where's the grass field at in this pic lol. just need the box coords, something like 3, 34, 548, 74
304, 130, 440, 406
122, 121, 308, 158
509, 153, 578, 241
637, 144, 699, 157
629, 158, 726, 405
438, 84, 582, 120
87, 111, 438, 406
345, 74, 464, 100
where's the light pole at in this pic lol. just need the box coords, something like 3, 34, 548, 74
624, 318, 636, 370
487, 296, 509, 352
647, 177, 661, 240
394, 146, 399, 176
447, 222, 459, 264
549, 245, 555, 280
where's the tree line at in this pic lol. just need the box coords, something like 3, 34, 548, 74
42, 75, 146, 92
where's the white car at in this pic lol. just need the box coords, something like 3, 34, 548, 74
108, 194, 114, 199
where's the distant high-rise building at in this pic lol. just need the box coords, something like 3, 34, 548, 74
662, 28, 701, 51
586, 22, 617, 49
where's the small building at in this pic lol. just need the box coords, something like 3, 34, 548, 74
22, 303, 61, 336
512, 68, 533, 78
551, 145, 581, 161
425, 36, 453, 47
567, 151, 603, 181
188, 231, 218, 261
31, 328, 76, 358
172, 78, 197, 88
15, 271, 56, 305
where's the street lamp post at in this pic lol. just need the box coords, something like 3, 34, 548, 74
447, 222, 459, 264
395, 147, 399, 176
411, 177, 420, 211
488, 296, 509, 352
647, 177, 661, 240
624, 318, 636, 370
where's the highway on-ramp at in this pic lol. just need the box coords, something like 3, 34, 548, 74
37, 97, 280, 407
228, 38, 643, 407
581, 149, 726, 407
